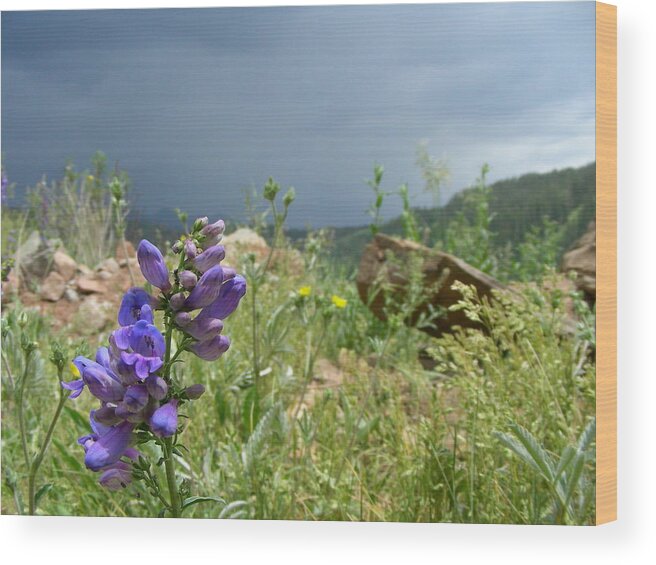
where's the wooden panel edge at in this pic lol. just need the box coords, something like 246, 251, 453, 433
595, 1, 617, 526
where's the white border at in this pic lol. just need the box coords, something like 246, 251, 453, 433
1, 0, 655, 563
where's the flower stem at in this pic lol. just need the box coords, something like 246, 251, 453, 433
28, 387, 67, 515
163, 437, 182, 518
17, 349, 34, 471
161, 313, 181, 517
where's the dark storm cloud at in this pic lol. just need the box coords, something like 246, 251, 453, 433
1, 2, 595, 227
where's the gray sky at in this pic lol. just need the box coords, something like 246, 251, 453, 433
1, 2, 595, 228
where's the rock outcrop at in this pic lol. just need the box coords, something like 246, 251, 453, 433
357, 234, 506, 337
561, 221, 596, 302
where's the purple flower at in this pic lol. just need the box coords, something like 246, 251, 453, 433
84, 421, 135, 471
61, 378, 85, 399
149, 399, 179, 437
199, 275, 247, 320
123, 384, 149, 412
190, 335, 230, 361
98, 462, 133, 491
92, 405, 122, 427
137, 239, 171, 292
193, 245, 225, 273
81, 362, 126, 403
118, 288, 156, 326
119, 320, 165, 379
169, 292, 186, 311
146, 374, 168, 400
200, 219, 225, 240
185, 316, 223, 342
179, 270, 197, 290
185, 265, 225, 309
184, 384, 206, 400
174, 312, 192, 327
184, 239, 197, 259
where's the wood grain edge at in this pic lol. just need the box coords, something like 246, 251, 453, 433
595, 1, 617, 526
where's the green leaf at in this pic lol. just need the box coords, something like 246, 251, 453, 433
495, 423, 555, 482
182, 496, 226, 511
34, 483, 54, 509
219, 500, 249, 519
577, 418, 596, 453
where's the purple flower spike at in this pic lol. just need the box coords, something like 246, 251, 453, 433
84, 421, 134, 471
193, 245, 225, 273
179, 270, 197, 290
137, 240, 171, 292
200, 275, 247, 320
185, 316, 223, 342
146, 374, 168, 400
82, 364, 126, 403
190, 335, 230, 361
149, 399, 179, 437
124, 384, 149, 412
185, 265, 224, 309
118, 288, 156, 326
184, 384, 206, 399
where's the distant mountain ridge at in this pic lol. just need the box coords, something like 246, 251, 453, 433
311, 162, 596, 269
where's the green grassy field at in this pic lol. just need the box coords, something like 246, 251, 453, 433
0, 161, 596, 524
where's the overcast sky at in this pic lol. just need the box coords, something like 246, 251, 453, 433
1, 2, 595, 228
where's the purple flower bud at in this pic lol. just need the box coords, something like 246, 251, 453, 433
146, 374, 168, 400
149, 399, 179, 437
199, 275, 247, 320
172, 240, 183, 254
124, 384, 149, 412
84, 421, 134, 471
190, 335, 230, 361
185, 265, 224, 309
193, 216, 209, 230
82, 364, 126, 403
184, 239, 197, 259
137, 239, 171, 292
170, 292, 187, 311
200, 219, 225, 239
185, 316, 223, 341
193, 245, 225, 273
184, 384, 206, 399
179, 270, 197, 290
174, 311, 192, 327
118, 288, 156, 326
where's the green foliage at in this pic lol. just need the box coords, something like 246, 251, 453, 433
1, 158, 596, 524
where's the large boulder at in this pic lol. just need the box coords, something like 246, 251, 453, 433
356, 234, 506, 337
40, 271, 67, 302
561, 222, 596, 302
15, 230, 56, 280
52, 250, 78, 281
221, 228, 270, 268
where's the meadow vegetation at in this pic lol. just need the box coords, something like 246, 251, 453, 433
1, 155, 596, 524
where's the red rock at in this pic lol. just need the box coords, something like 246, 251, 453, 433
40, 271, 67, 302
76, 275, 107, 294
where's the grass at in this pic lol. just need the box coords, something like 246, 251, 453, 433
0, 163, 596, 524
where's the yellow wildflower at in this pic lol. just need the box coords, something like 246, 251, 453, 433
331, 294, 347, 309
299, 286, 312, 297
